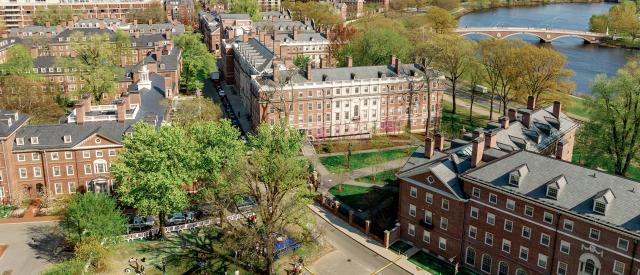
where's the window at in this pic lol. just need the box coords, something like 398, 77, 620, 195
16, 137, 24, 145
63, 135, 71, 143
519, 246, 529, 261
409, 204, 416, 217
563, 220, 574, 231
481, 254, 492, 273
515, 269, 527, 275
589, 228, 600, 240
426, 176, 434, 183
17, 154, 25, 162
486, 213, 495, 225
557, 262, 568, 275
32, 153, 40, 160
52, 166, 61, 176
546, 186, 558, 199
502, 239, 511, 253
489, 193, 497, 204
498, 262, 509, 275
33, 167, 41, 177
54, 183, 62, 194
618, 238, 629, 251
485, 232, 494, 246
543, 212, 553, 224
19, 168, 27, 178
438, 237, 447, 250
472, 187, 480, 198
441, 199, 449, 210
108, 149, 116, 157
410, 187, 417, 198
408, 224, 415, 236
522, 226, 531, 239
594, 201, 607, 214
524, 206, 534, 217
509, 173, 520, 186
83, 151, 90, 158
66, 165, 74, 176
537, 254, 548, 269
540, 233, 550, 247
560, 240, 570, 254
466, 247, 476, 265
470, 207, 479, 219
95, 150, 103, 158
613, 260, 625, 275
30, 137, 39, 144
95, 160, 107, 173
423, 230, 430, 243
68, 182, 76, 193
440, 217, 448, 230
51, 152, 59, 160
84, 164, 92, 174
65, 151, 73, 160
506, 199, 515, 210
425, 193, 433, 204
504, 219, 513, 232
424, 210, 432, 225
468, 226, 477, 239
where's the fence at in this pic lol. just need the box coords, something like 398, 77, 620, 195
122, 219, 216, 241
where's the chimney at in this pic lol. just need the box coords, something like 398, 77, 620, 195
165, 29, 171, 40
148, 19, 153, 25
508, 108, 517, 122
135, 31, 140, 38
499, 116, 509, 129
555, 139, 570, 161
134, 19, 138, 26
45, 21, 50, 27
74, 101, 85, 124
471, 135, 485, 168
128, 90, 141, 107
434, 132, 444, 151
390, 55, 396, 67
81, 94, 92, 113
425, 137, 434, 158
484, 130, 497, 148
306, 63, 312, 80
553, 101, 562, 118
527, 95, 536, 110
522, 110, 532, 128
116, 99, 126, 123
472, 129, 482, 139
164, 77, 172, 97
273, 60, 280, 81
155, 46, 162, 62
346, 56, 353, 67
274, 39, 281, 56
394, 56, 401, 74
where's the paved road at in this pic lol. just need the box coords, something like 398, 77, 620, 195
0, 221, 69, 275
310, 215, 410, 275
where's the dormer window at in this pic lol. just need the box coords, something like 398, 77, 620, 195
546, 186, 558, 199
16, 137, 24, 145
593, 188, 615, 215
594, 201, 606, 214
30, 137, 39, 144
63, 135, 72, 143
545, 175, 566, 199
509, 174, 519, 185
508, 164, 528, 187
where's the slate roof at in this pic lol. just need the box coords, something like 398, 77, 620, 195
0, 110, 28, 139
274, 32, 327, 43
234, 37, 274, 73
53, 28, 115, 41
461, 150, 640, 234
9, 26, 58, 37
0, 37, 21, 51
219, 13, 251, 20
254, 20, 313, 32
132, 33, 170, 48
285, 63, 434, 83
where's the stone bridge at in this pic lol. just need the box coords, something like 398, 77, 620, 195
454, 27, 607, 43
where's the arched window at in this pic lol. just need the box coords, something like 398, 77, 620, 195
465, 247, 475, 266
584, 259, 596, 275
515, 269, 527, 275
498, 261, 509, 275
481, 254, 492, 273
94, 159, 108, 174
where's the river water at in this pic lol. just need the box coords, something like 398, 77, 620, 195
459, 3, 639, 94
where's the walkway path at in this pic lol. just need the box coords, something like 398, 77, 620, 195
444, 94, 501, 120
316, 144, 415, 157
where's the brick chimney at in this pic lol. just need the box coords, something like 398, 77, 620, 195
471, 135, 485, 168
164, 77, 172, 98
347, 56, 353, 67
128, 90, 141, 107
116, 99, 126, 123
472, 129, 482, 139
74, 100, 85, 124
434, 132, 444, 151
273, 60, 280, 81
508, 108, 517, 122
425, 137, 434, 158
274, 39, 281, 56
522, 110, 532, 128
81, 94, 92, 113
393, 55, 400, 74
527, 95, 536, 110
155, 46, 162, 62
306, 63, 312, 80
484, 130, 497, 148
390, 55, 396, 68
553, 101, 562, 118
164, 29, 171, 40
121, 92, 131, 110
555, 139, 569, 161
499, 116, 509, 129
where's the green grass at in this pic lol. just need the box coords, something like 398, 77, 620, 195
408, 251, 480, 275
565, 96, 590, 119
355, 169, 398, 185
0, 205, 14, 218
573, 150, 640, 181
389, 240, 413, 254
329, 184, 394, 211
319, 147, 415, 174
441, 100, 489, 139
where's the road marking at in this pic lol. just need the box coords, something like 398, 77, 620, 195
371, 255, 402, 275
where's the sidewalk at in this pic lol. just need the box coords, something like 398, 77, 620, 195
221, 84, 253, 135
0, 205, 61, 224
309, 204, 430, 275
317, 144, 415, 157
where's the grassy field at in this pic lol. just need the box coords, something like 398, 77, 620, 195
565, 95, 590, 120
319, 147, 415, 174
355, 169, 398, 185
408, 250, 480, 275
329, 184, 394, 211
441, 100, 489, 139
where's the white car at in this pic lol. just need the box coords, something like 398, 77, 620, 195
218, 89, 226, 97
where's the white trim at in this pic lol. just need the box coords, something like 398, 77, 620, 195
405, 178, 467, 201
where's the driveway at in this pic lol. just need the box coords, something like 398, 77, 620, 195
0, 221, 69, 275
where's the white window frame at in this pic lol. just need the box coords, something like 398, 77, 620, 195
32, 152, 40, 160
54, 183, 62, 194
472, 187, 480, 198
409, 204, 416, 217
489, 193, 497, 204
506, 199, 515, 210
440, 217, 448, 231
563, 219, 573, 231
540, 233, 550, 247
438, 237, 446, 250
68, 182, 76, 193
82, 151, 90, 159
486, 213, 495, 225
17, 154, 25, 162
504, 219, 513, 232
589, 228, 600, 241
519, 246, 529, 261
441, 199, 449, 211
108, 149, 116, 156
485, 232, 493, 246
19, 168, 27, 178
33, 167, 41, 177
524, 205, 534, 217
425, 192, 433, 204
560, 240, 570, 254
16, 137, 24, 145
557, 262, 568, 275
84, 164, 92, 175
409, 186, 417, 198
52, 166, 61, 176
424, 210, 432, 225
64, 151, 73, 160
537, 254, 548, 269
423, 230, 430, 243
95, 150, 103, 158
521, 226, 531, 239
408, 223, 415, 236
543, 212, 553, 224
51, 152, 59, 160
502, 239, 511, 253
618, 238, 629, 251
613, 260, 625, 275
468, 225, 477, 239
66, 165, 74, 176
470, 207, 479, 219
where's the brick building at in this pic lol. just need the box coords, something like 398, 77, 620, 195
0, 64, 168, 202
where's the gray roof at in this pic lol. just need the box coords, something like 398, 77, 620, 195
274, 32, 327, 43
259, 11, 292, 21
13, 73, 167, 150
54, 28, 115, 41
219, 13, 251, 20
9, 26, 58, 37
132, 33, 170, 48
461, 150, 640, 234
127, 23, 185, 35
254, 20, 313, 32
0, 110, 28, 138
234, 38, 274, 73
0, 37, 21, 51
285, 63, 430, 83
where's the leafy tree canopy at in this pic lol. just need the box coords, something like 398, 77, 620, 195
61, 192, 127, 244
174, 32, 217, 94
127, 1, 168, 23
344, 27, 413, 66
230, 0, 261, 21
33, 5, 75, 26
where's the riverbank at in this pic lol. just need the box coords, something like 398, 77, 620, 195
454, 0, 606, 18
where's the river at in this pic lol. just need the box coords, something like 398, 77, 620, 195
458, 3, 639, 95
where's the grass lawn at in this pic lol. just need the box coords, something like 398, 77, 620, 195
319, 147, 415, 174
573, 151, 640, 181
0, 205, 14, 218
329, 184, 393, 211
355, 169, 398, 185
441, 101, 489, 139
389, 240, 413, 255
565, 95, 590, 119
314, 135, 412, 154
408, 250, 480, 275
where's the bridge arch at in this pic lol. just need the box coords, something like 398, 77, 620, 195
501, 32, 547, 42
458, 32, 496, 39
548, 34, 597, 43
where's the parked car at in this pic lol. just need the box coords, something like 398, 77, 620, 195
165, 211, 195, 225
218, 89, 226, 97
473, 84, 488, 94
128, 215, 155, 231
235, 195, 257, 213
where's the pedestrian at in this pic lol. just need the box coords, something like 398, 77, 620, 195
129, 257, 135, 263
141, 257, 146, 263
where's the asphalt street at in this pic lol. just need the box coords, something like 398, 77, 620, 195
0, 221, 68, 275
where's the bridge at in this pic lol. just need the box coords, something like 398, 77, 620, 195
454, 27, 607, 44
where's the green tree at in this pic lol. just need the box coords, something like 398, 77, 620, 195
230, 0, 261, 21
171, 97, 222, 128
580, 61, 640, 175
112, 122, 198, 237
423, 7, 457, 34
515, 44, 574, 104
432, 0, 460, 10
57, 32, 121, 102
609, 1, 640, 41
288, 2, 342, 28
427, 34, 477, 114
127, 1, 167, 23
479, 39, 525, 119
293, 55, 311, 68
174, 32, 217, 94
32, 5, 75, 26
590, 14, 609, 33
347, 28, 412, 66
1, 44, 33, 75
61, 192, 127, 244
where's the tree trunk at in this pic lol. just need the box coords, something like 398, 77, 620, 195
159, 210, 166, 239
451, 80, 457, 114
426, 80, 432, 137
489, 85, 497, 121
469, 92, 475, 123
